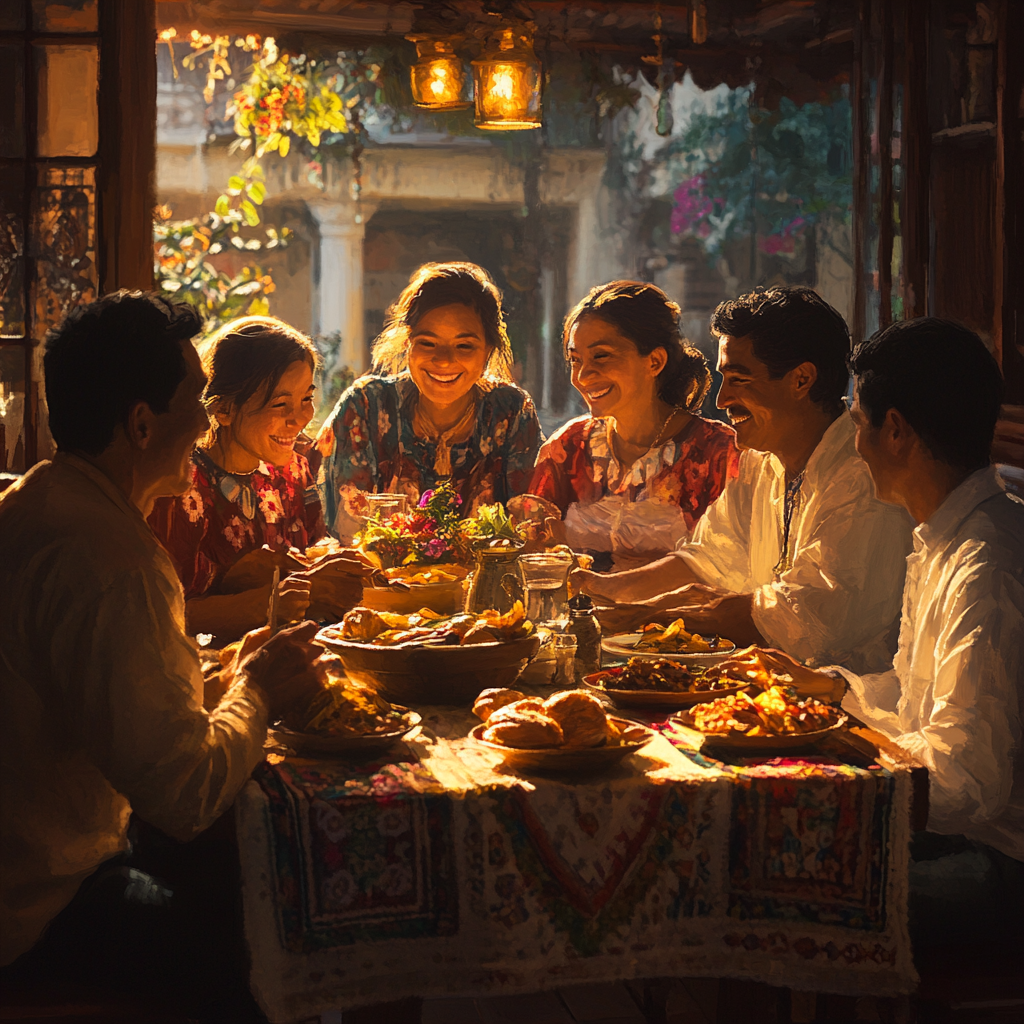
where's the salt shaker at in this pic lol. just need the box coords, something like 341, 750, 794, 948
566, 593, 601, 684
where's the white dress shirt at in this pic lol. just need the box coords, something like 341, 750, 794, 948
0, 454, 268, 965
676, 411, 914, 674
839, 467, 1024, 861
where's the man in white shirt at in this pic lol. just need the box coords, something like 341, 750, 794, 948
0, 293, 328, 1011
577, 287, 913, 675
750, 319, 1023, 873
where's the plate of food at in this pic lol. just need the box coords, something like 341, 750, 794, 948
602, 619, 736, 664
270, 673, 421, 757
670, 684, 847, 752
469, 687, 654, 773
359, 563, 469, 615
316, 602, 541, 706
584, 658, 748, 709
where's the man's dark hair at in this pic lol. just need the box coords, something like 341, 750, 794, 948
709, 286, 851, 411
851, 317, 1003, 473
44, 290, 202, 456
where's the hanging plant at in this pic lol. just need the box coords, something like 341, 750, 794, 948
153, 205, 291, 329
220, 40, 358, 224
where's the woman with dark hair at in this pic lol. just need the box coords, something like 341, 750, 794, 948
523, 281, 738, 569
316, 261, 543, 540
149, 316, 367, 639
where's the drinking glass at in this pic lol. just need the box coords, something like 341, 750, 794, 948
363, 492, 408, 518
518, 551, 574, 629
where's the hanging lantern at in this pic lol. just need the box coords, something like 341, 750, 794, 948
471, 27, 541, 131
407, 35, 471, 110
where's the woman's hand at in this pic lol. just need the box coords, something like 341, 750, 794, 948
299, 551, 374, 621
277, 576, 312, 624
220, 545, 304, 593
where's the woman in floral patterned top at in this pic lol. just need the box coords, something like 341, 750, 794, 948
149, 316, 367, 639
316, 262, 543, 541
523, 282, 739, 570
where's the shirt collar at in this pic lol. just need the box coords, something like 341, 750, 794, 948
914, 465, 1005, 552
52, 451, 148, 525
766, 407, 854, 484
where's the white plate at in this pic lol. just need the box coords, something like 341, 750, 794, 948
601, 632, 736, 665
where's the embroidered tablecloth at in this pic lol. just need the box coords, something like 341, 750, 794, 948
236, 706, 916, 1023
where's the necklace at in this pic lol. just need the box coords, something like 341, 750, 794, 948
614, 406, 680, 459
412, 392, 479, 476
773, 471, 805, 578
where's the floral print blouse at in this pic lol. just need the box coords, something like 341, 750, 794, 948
529, 414, 740, 531
148, 447, 327, 600
316, 373, 543, 540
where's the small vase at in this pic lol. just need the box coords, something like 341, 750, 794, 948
464, 542, 524, 615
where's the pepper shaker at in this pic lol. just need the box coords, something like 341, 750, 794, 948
566, 593, 601, 684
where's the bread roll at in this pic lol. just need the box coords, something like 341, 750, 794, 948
472, 688, 526, 722
485, 698, 546, 724
483, 710, 564, 749
543, 690, 610, 748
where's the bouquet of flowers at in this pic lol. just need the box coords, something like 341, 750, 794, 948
357, 481, 470, 567
357, 484, 528, 568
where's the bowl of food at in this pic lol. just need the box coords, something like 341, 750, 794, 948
271, 673, 421, 757
602, 618, 736, 665
359, 563, 469, 616
468, 687, 653, 773
316, 602, 540, 706
670, 684, 847, 752
584, 658, 748, 709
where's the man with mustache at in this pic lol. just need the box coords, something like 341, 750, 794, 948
577, 286, 913, 675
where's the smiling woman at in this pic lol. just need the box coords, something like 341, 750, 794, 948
525, 282, 739, 569
315, 262, 543, 541
149, 316, 366, 640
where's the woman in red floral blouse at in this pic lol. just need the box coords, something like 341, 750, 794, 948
149, 317, 367, 639
522, 282, 739, 570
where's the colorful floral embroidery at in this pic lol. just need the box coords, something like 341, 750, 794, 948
530, 414, 739, 532
148, 448, 326, 599
315, 373, 543, 538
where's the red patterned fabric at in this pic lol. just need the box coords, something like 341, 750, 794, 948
149, 448, 327, 599
529, 414, 739, 531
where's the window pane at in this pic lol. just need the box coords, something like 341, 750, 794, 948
0, 345, 27, 473
31, 165, 97, 341
32, 0, 98, 32
34, 43, 99, 158
0, 167, 26, 339
0, 45, 26, 160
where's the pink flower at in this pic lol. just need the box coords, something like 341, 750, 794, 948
223, 516, 253, 550
259, 487, 285, 524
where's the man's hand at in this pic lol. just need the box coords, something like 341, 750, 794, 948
294, 550, 374, 621
572, 568, 618, 604
220, 545, 304, 593
754, 648, 846, 702
277, 576, 312, 624
238, 620, 327, 720
594, 603, 662, 635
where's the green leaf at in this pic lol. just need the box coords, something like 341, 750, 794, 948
227, 175, 245, 195
246, 181, 266, 205
214, 195, 230, 216
240, 200, 260, 227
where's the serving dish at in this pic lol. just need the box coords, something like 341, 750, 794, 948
271, 710, 421, 758
669, 710, 848, 752
316, 629, 541, 706
584, 669, 747, 709
469, 717, 653, 773
602, 632, 736, 665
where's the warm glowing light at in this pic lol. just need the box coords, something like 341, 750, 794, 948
472, 28, 541, 130
407, 36, 471, 110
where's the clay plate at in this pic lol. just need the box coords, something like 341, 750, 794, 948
583, 670, 748, 710
270, 710, 421, 758
469, 717, 654, 773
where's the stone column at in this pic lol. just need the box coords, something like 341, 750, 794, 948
307, 201, 377, 374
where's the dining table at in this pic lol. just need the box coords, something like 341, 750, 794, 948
235, 678, 927, 1024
